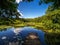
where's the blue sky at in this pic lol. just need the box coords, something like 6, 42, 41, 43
18, 0, 49, 18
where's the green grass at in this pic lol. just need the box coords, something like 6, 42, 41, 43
0, 25, 12, 30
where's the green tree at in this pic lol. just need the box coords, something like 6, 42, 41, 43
0, 0, 33, 18
0, 0, 20, 18
39, 0, 60, 11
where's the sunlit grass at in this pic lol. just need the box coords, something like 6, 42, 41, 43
0, 21, 60, 33
0, 25, 12, 30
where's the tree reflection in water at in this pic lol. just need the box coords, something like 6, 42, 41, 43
22, 32, 41, 45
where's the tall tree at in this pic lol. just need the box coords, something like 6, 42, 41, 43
0, 0, 33, 18
39, 0, 60, 10
0, 0, 20, 18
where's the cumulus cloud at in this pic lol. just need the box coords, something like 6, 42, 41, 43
16, 0, 22, 3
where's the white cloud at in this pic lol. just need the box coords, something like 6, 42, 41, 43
16, 0, 22, 3
17, 9, 23, 16
2, 36, 7, 39
19, 12, 23, 16
13, 28, 22, 35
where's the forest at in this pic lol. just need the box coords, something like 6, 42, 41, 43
0, 0, 60, 45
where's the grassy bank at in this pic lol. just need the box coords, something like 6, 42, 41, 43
0, 25, 12, 30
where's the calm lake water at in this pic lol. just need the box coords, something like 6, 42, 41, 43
0, 27, 46, 45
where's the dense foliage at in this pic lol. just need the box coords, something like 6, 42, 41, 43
0, 0, 60, 31
0, 0, 21, 18
39, 0, 60, 10
0, 0, 60, 45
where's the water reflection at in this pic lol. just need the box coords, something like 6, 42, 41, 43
0, 27, 22, 45
0, 27, 45, 45
0, 34, 22, 45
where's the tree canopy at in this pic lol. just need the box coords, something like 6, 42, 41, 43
0, 0, 17, 10
0, 0, 60, 18
39, 0, 60, 11
0, 0, 20, 18
0, 0, 34, 18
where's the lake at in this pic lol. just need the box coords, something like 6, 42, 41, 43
0, 27, 46, 45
